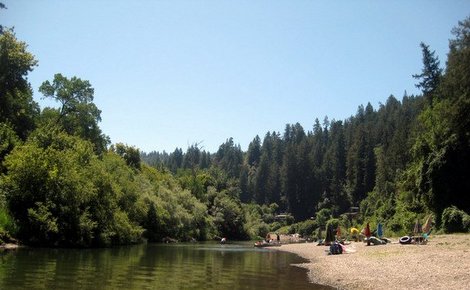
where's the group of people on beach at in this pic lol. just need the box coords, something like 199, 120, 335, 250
318, 222, 388, 247
320, 215, 434, 251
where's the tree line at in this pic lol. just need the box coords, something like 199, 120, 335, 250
143, 94, 424, 223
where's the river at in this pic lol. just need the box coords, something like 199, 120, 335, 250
0, 242, 331, 289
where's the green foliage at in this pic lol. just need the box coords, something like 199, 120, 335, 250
246, 135, 261, 167
140, 165, 213, 242
39, 74, 109, 154
27, 201, 59, 244
404, 17, 470, 225
384, 191, 424, 236
112, 143, 142, 170
210, 191, 247, 240
143, 202, 161, 242
441, 206, 470, 233
359, 190, 398, 229
1, 128, 146, 246
412, 42, 442, 102
0, 122, 20, 172
156, 174, 215, 241
315, 208, 332, 227
0, 29, 39, 139
177, 169, 214, 202
289, 219, 318, 238
182, 144, 202, 170
355, 17, 470, 234
0, 206, 16, 235
465, 215, 470, 232
241, 203, 282, 239
215, 137, 243, 179
325, 218, 340, 232
242, 203, 269, 239
92, 152, 147, 245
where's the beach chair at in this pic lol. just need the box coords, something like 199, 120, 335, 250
421, 215, 433, 243
412, 216, 433, 244
412, 219, 425, 244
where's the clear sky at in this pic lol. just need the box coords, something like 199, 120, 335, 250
3, 1, 469, 153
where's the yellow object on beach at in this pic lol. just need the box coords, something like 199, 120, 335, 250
350, 227, 359, 234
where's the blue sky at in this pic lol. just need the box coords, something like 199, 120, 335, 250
3, 1, 469, 153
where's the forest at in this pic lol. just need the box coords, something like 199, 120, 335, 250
1, 13, 469, 247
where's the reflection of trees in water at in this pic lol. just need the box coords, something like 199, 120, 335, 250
0, 244, 319, 289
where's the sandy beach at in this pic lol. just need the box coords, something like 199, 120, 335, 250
277, 234, 470, 290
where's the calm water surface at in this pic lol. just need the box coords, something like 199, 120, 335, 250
0, 242, 332, 289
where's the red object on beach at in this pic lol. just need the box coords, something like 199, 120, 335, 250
365, 223, 371, 238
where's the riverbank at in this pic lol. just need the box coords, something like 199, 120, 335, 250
277, 234, 470, 289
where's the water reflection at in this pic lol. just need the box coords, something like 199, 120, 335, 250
0, 243, 332, 289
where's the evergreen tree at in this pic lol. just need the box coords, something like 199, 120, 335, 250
322, 120, 348, 214
246, 135, 261, 167
250, 133, 278, 205
215, 138, 243, 179
182, 144, 201, 170
168, 148, 183, 172
199, 150, 211, 169
413, 42, 443, 105
238, 164, 251, 203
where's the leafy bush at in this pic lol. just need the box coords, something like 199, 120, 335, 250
0, 206, 17, 237
246, 221, 269, 240
441, 206, 470, 233
0, 122, 21, 172
381, 190, 425, 236
463, 214, 470, 231
268, 222, 283, 232
1, 129, 146, 246
386, 218, 404, 235
289, 219, 318, 238
211, 191, 248, 240
326, 218, 340, 232
315, 208, 332, 227
242, 203, 269, 239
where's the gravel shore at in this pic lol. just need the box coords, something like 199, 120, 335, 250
276, 234, 470, 290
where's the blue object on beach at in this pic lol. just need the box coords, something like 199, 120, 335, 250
377, 223, 383, 238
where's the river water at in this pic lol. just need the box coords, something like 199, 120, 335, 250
0, 242, 332, 289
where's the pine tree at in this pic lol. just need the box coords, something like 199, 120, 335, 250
413, 42, 442, 105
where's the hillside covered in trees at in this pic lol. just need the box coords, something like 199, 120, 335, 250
1, 14, 469, 247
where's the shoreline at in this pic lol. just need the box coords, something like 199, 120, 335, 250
276, 234, 470, 290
